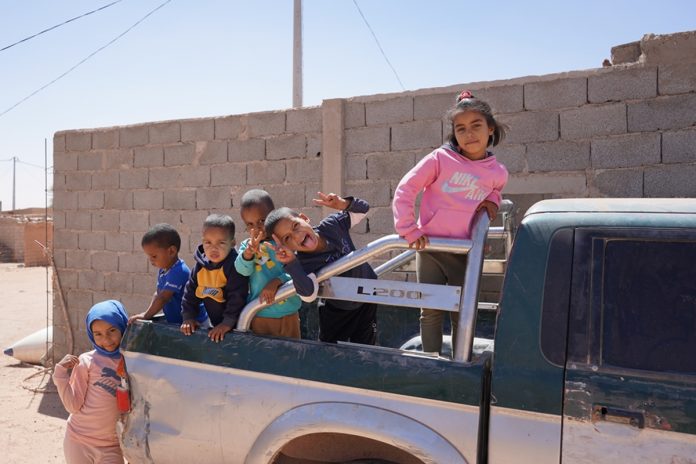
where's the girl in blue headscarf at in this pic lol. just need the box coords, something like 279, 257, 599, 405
53, 300, 128, 464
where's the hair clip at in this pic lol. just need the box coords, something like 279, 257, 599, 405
457, 90, 474, 102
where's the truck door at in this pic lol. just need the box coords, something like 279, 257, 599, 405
562, 227, 696, 463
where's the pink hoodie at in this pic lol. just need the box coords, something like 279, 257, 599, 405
393, 144, 508, 243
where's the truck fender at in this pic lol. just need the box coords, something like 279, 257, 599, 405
244, 401, 467, 464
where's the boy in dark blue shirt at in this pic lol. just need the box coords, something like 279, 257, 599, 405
265, 192, 377, 345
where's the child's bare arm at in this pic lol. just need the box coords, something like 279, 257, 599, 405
259, 278, 283, 305
128, 290, 174, 324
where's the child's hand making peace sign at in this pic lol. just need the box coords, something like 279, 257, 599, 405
312, 192, 350, 211
242, 227, 265, 261
268, 236, 296, 265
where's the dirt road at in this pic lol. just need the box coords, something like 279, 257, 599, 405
0, 264, 65, 464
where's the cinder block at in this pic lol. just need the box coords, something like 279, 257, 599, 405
119, 253, 148, 273
104, 149, 133, 169
591, 168, 644, 197
77, 152, 103, 171
391, 120, 441, 151
345, 181, 391, 207
54, 152, 77, 171
505, 173, 587, 196
105, 233, 134, 252
364, 207, 394, 234
265, 184, 305, 209
210, 163, 246, 187
54, 133, 66, 153
92, 130, 119, 150
148, 166, 210, 188
133, 189, 164, 209
414, 93, 453, 121
306, 134, 322, 158
119, 211, 149, 232
149, 122, 181, 144
640, 30, 696, 65
118, 294, 150, 314
287, 108, 322, 133
200, 141, 228, 165
53, 211, 66, 230
662, 128, 696, 164
560, 103, 626, 140
105, 272, 133, 294
267, 134, 306, 160
57, 269, 78, 290
163, 189, 197, 210
92, 211, 121, 232
54, 229, 79, 250
66, 289, 93, 315
492, 143, 526, 174
286, 159, 321, 183
53, 191, 78, 211
65, 171, 92, 190
105, 190, 133, 210
181, 119, 214, 142
591, 133, 660, 169
498, 111, 559, 144
66, 131, 92, 151
247, 161, 285, 185
611, 41, 641, 65
645, 164, 696, 197
66, 250, 91, 269
53, 250, 66, 268
65, 211, 92, 231
526, 140, 590, 172
524, 78, 587, 110
164, 143, 195, 166
345, 101, 365, 128
215, 116, 242, 140
119, 168, 149, 189
303, 183, 321, 208
247, 111, 286, 137
78, 270, 104, 291
132, 273, 155, 295
91, 170, 119, 190
627, 94, 696, 132
196, 187, 233, 209
149, 211, 181, 228
134, 146, 164, 167
589, 67, 657, 103
180, 211, 210, 235
119, 126, 149, 147
366, 97, 413, 125
53, 173, 67, 192
78, 191, 104, 209
345, 126, 390, 154
346, 154, 367, 180
475, 85, 525, 114
228, 138, 265, 162
659, 63, 696, 95
367, 152, 416, 181
78, 232, 105, 251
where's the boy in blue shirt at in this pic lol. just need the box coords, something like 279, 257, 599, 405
235, 189, 302, 338
129, 224, 209, 327
265, 192, 377, 345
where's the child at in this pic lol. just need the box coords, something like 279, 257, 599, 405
128, 223, 209, 327
392, 90, 509, 355
265, 192, 377, 345
180, 214, 249, 342
235, 189, 302, 338
53, 300, 129, 464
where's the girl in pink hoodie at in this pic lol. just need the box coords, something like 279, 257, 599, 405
53, 300, 128, 463
392, 90, 508, 355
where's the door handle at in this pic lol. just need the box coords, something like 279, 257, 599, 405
592, 405, 645, 429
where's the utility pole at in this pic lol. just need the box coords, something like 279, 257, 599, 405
292, 0, 303, 108
12, 156, 16, 211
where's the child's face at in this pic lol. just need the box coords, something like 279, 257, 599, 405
91, 319, 122, 353
272, 215, 320, 252
202, 226, 234, 264
142, 243, 177, 270
241, 205, 271, 241
453, 110, 494, 161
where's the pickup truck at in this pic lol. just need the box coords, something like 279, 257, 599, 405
118, 199, 696, 464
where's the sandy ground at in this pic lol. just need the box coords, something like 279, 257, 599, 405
0, 264, 65, 464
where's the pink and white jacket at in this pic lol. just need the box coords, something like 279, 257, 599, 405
392, 144, 508, 243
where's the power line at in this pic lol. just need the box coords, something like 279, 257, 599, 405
16, 159, 46, 170
1, 0, 124, 53
352, 0, 405, 91
0, 0, 173, 119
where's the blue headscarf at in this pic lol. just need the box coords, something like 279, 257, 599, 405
85, 300, 128, 358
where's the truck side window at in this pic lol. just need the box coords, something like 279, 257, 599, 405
600, 239, 696, 374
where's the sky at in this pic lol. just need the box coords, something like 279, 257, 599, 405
0, 0, 694, 211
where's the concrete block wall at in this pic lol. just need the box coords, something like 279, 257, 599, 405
0, 218, 24, 263
52, 30, 696, 356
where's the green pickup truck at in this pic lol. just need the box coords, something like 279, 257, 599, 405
118, 199, 696, 464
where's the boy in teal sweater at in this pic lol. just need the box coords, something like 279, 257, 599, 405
234, 189, 302, 338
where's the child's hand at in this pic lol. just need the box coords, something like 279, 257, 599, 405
208, 323, 231, 343
268, 237, 296, 264
476, 200, 499, 221
128, 312, 147, 325
180, 319, 199, 336
313, 192, 350, 211
243, 227, 265, 260
408, 235, 429, 251
57, 354, 79, 369
260, 279, 282, 305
